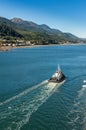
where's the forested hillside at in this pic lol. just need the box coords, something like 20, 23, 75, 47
0, 17, 82, 44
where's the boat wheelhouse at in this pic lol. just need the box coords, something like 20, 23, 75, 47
48, 64, 65, 83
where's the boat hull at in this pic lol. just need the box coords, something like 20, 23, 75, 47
48, 80, 66, 87
48, 75, 65, 83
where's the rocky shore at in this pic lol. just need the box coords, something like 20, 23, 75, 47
0, 44, 56, 51
0, 46, 12, 51
0, 43, 84, 52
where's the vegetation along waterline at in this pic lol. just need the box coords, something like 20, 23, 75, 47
0, 16, 86, 50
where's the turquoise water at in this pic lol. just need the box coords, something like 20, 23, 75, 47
0, 45, 86, 130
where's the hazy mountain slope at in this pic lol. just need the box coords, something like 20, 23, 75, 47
0, 17, 81, 43
0, 17, 23, 38
11, 18, 80, 40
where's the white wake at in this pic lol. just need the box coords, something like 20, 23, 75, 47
0, 80, 64, 130
0, 80, 48, 106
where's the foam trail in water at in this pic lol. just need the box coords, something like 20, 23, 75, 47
67, 84, 86, 130
0, 80, 48, 106
0, 81, 63, 130
78, 86, 86, 98
17, 83, 62, 130
78, 87, 86, 130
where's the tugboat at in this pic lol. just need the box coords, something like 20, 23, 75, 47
48, 64, 66, 83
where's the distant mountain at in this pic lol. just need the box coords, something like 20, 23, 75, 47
0, 17, 82, 44
11, 18, 24, 23
0, 24, 22, 38
63, 33, 79, 40
0, 17, 23, 38
40, 24, 62, 34
11, 18, 81, 41
0, 17, 14, 26
11, 18, 45, 32
11, 18, 63, 34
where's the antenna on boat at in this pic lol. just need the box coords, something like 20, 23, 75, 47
58, 64, 61, 72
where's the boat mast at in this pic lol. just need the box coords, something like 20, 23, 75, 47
58, 64, 61, 72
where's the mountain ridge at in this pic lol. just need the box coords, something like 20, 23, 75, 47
0, 16, 82, 44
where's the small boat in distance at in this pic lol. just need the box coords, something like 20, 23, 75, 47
48, 64, 66, 83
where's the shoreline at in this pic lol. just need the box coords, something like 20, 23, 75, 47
0, 45, 40, 51
0, 44, 59, 51
0, 43, 85, 51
